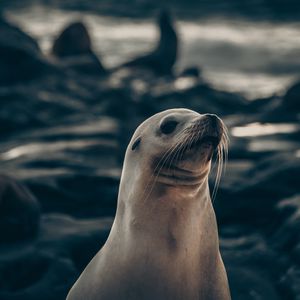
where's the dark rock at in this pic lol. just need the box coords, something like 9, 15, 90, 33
0, 17, 39, 53
180, 66, 202, 78
152, 82, 247, 115
0, 249, 77, 300
26, 173, 119, 217
0, 88, 85, 135
38, 214, 112, 271
283, 81, 300, 112
216, 152, 300, 226
227, 267, 280, 300
119, 9, 178, 76
279, 266, 300, 300
247, 95, 281, 115
252, 81, 300, 122
0, 17, 55, 86
0, 214, 112, 300
0, 175, 40, 242
221, 230, 284, 299
271, 195, 300, 251
241, 152, 300, 200
60, 53, 107, 76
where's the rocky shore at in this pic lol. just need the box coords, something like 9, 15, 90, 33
0, 12, 299, 300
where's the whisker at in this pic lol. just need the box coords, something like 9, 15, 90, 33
211, 121, 229, 202
140, 116, 229, 204
141, 130, 187, 202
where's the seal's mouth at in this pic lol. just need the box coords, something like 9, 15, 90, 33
189, 135, 220, 149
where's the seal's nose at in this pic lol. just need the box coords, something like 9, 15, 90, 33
203, 113, 219, 128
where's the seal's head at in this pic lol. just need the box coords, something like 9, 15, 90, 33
120, 108, 228, 203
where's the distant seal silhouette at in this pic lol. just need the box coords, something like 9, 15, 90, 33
52, 21, 92, 58
283, 81, 300, 111
51, 21, 106, 75
67, 108, 231, 300
120, 10, 178, 75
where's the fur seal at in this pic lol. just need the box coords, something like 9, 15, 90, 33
67, 108, 231, 300
52, 21, 92, 58
119, 10, 178, 76
51, 21, 106, 76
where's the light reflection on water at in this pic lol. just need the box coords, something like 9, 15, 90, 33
231, 122, 299, 137
174, 77, 198, 90
5, 5, 300, 99
0, 140, 117, 160
232, 122, 300, 153
249, 140, 300, 152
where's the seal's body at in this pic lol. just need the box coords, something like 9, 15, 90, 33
67, 108, 231, 300
121, 10, 177, 75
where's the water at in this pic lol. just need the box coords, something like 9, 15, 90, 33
5, 5, 300, 99
231, 123, 300, 137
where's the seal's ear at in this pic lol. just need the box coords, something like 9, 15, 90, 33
131, 137, 141, 151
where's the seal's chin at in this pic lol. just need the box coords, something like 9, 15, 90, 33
152, 142, 214, 187
153, 165, 209, 187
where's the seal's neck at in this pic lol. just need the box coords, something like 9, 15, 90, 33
114, 177, 219, 257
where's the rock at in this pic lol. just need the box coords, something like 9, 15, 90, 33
227, 267, 280, 300
252, 81, 300, 122
279, 266, 300, 300
0, 214, 112, 300
0, 17, 39, 53
0, 88, 84, 135
216, 152, 300, 226
221, 231, 283, 300
26, 173, 119, 217
283, 81, 300, 112
51, 21, 106, 76
38, 214, 113, 271
0, 17, 55, 86
60, 54, 107, 76
0, 175, 40, 242
119, 9, 178, 76
241, 152, 300, 199
0, 249, 77, 300
180, 66, 202, 78
151, 81, 247, 115
271, 195, 300, 251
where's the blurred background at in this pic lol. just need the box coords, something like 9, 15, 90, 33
0, 0, 299, 299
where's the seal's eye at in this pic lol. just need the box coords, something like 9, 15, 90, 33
131, 137, 141, 151
160, 120, 178, 134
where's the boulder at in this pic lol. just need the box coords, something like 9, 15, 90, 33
0, 175, 40, 242
0, 17, 55, 85
0, 250, 77, 300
